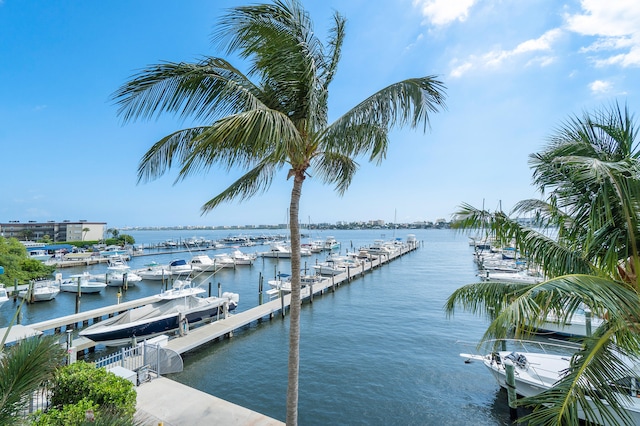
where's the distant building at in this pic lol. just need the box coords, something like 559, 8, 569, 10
0, 220, 107, 242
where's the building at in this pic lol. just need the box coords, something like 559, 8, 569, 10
0, 220, 107, 242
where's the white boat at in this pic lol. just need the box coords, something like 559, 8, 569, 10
260, 242, 292, 258
312, 255, 358, 276
535, 305, 606, 337
212, 253, 236, 269
18, 279, 60, 302
481, 270, 544, 284
79, 291, 239, 346
366, 239, 398, 256
0, 285, 9, 308
461, 340, 640, 425
259, 242, 311, 258
137, 262, 170, 281
159, 279, 206, 299
61, 273, 107, 294
104, 257, 142, 287
27, 249, 52, 262
168, 259, 192, 276
267, 273, 325, 292
231, 249, 256, 266
323, 236, 341, 251
189, 255, 220, 272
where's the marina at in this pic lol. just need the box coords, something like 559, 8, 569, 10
0, 229, 511, 425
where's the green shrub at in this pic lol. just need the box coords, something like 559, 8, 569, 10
31, 398, 98, 426
48, 362, 136, 421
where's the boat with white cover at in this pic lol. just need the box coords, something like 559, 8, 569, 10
461, 340, 640, 425
79, 286, 239, 346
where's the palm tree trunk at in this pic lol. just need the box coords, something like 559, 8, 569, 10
286, 173, 303, 426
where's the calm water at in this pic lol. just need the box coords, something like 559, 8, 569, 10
1, 229, 511, 425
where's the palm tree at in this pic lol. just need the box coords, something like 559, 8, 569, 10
0, 327, 65, 423
113, 1, 446, 424
446, 102, 640, 425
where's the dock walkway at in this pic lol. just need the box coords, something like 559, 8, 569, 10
135, 376, 283, 426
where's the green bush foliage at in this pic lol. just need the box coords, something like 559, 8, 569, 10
0, 237, 56, 285
31, 398, 98, 426
48, 362, 136, 421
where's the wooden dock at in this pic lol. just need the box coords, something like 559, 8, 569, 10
10, 242, 417, 356
164, 243, 416, 355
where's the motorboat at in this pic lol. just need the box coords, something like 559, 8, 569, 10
168, 259, 192, 276
312, 255, 358, 276
481, 270, 544, 284
158, 279, 206, 299
211, 253, 235, 269
79, 290, 239, 346
189, 255, 220, 272
60, 273, 107, 294
137, 262, 170, 281
365, 239, 398, 256
267, 273, 325, 292
461, 340, 640, 425
534, 305, 606, 337
0, 285, 9, 308
27, 249, 52, 262
18, 279, 60, 302
104, 257, 142, 287
259, 242, 311, 258
260, 242, 292, 258
230, 249, 256, 266
323, 236, 341, 251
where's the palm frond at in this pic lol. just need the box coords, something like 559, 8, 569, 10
0, 336, 65, 421
200, 159, 278, 213
310, 151, 359, 194
325, 78, 447, 161
177, 108, 301, 178
113, 58, 262, 124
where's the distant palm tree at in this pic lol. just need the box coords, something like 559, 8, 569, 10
82, 227, 90, 241
113, 1, 446, 424
446, 103, 640, 425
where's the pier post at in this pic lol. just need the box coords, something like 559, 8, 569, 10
280, 290, 285, 318
258, 273, 263, 305
13, 278, 18, 301
28, 280, 34, 304
75, 276, 81, 314
208, 282, 212, 297
504, 360, 518, 421
331, 275, 335, 292
585, 308, 592, 337
309, 283, 313, 303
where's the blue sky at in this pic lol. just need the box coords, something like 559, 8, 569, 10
1, 0, 639, 227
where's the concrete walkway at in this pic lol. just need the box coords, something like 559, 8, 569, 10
135, 377, 284, 426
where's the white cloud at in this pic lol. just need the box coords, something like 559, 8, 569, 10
449, 29, 562, 78
589, 79, 613, 94
413, 0, 477, 26
565, 0, 640, 67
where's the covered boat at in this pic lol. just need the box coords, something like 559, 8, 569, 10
79, 291, 239, 346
